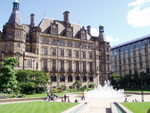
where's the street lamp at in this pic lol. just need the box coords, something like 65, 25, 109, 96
140, 69, 144, 102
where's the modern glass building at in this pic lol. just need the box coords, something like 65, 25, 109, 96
111, 35, 150, 76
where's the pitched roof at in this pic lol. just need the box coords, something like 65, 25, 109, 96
38, 17, 91, 40
8, 10, 22, 25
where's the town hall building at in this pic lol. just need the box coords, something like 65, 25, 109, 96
0, 0, 110, 88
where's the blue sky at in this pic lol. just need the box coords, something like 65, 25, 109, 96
1, 0, 150, 47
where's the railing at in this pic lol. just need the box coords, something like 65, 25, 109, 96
43, 67, 49, 72
50, 68, 57, 73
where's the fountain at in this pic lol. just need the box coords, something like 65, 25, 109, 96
85, 80, 124, 98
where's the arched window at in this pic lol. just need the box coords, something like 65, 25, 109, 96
51, 75, 56, 82
60, 75, 65, 82
68, 75, 72, 82
83, 75, 87, 82
89, 75, 93, 82
76, 75, 80, 81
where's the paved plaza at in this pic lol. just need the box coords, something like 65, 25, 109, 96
65, 93, 150, 113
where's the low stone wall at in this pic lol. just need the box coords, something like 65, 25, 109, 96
125, 92, 150, 95
111, 102, 133, 113
0, 97, 46, 103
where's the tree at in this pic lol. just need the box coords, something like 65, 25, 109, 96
0, 57, 19, 94
16, 70, 49, 94
110, 74, 121, 89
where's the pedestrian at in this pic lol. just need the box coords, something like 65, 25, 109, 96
64, 94, 67, 102
81, 92, 85, 100
74, 99, 78, 103
124, 98, 128, 102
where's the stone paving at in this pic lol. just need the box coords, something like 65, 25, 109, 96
66, 93, 150, 113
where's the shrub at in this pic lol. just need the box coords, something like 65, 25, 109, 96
88, 83, 95, 88
0, 94, 8, 99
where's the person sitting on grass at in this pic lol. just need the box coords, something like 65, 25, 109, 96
74, 99, 78, 103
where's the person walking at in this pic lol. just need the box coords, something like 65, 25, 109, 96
64, 94, 67, 102
81, 92, 85, 100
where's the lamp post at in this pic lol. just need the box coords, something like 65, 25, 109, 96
140, 69, 144, 102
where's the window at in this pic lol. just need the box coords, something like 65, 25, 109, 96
68, 61, 72, 72
81, 27, 86, 39
59, 40, 65, 46
81, 43, 86, 49
16, 31, 21, 38
50, 23, 58, 35
60, 60, 64, 72
16, 43, 21, 47
27, 59, 32, 68
26, 35, 32, 43
43, 38, 49, 44
43, 59, 48, 71
89, 75, 93, 82
75, 42, 80, 48
89, 52, 92, 58
60, 49, 64, 57
52, 48, 56, 56
83, 62, 86, 72
89, 62, 93, 71
76, 51, 79, 58
52, 60, 56, 71
6, 43, 11, 47
82, 51, 86, 58
43, 48, 48, 55
83, 75, 87, 82
67, 41, 73, 47
68, 75, 72, 82
51, 75, 56, 82
66, 27, 73, 37
60, 75, 65, 82
7, 31, 13, 38
68, 50, 72, 57
52, 39, 58, 45
88, 44, 93, 49
76, 61, 79, 72
75, 75, 80, 80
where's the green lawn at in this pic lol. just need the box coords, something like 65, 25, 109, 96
0, 101, 78, 113
122, 102, 150, 113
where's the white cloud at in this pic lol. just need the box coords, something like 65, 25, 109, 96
90, 28, 119, 43
91, 28, 99, 37
127, 0, 150, 27
128, 0, 146, 7
105, 35, 119, 42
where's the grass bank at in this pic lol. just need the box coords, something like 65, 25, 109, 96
0, 101, 78, 113
122, 102, 150, 113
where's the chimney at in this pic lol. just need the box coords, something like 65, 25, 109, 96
87, 26, 91, 36
30, 13, 35, 27
63, 11, 70, 24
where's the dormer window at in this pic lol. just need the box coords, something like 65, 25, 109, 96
80, 27, 87, 40
50, 22, 58, 35
66, 26, 73, 37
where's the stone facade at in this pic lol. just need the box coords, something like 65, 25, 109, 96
0, 0, 110, 88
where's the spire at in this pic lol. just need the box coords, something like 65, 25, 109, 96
8, 0, 22, 25
13, 0, 19, 11
99, 25, 107, 42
